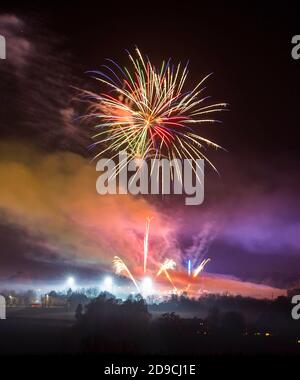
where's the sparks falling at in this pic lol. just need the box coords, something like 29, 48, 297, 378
193, 258, 211, 278
112, 256, 141, 293
157, 258, 177, 292
111, 220, 212, 296
84, 48, 227, 173
156, 258, 176, 277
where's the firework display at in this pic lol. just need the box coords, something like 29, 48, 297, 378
112, 256, 141, 293
112, 219, 211, 296
193, 258, 211, 278
2, 2, 299, 363
156, 258, 177, 292
84, 48, 227, 174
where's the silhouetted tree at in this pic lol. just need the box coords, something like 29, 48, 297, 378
75, 303, 83, 321
221, 311, 246, 336
68, 292, 88, 311
75, 293, 151, 354
206, 306, 220, 335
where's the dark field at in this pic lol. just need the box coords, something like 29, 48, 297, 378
1, 294, 300, 356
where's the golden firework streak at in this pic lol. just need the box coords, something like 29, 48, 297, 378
193, 258, 211, 278
113, 256, 141, 293
157, 258, 177, 292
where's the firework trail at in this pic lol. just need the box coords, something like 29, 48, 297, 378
83, 48, 227, 176
157, 258, 177, 292
112, 256, 141, 293
156, 258, 176, 276
164, 270, 177, 293
193, 258, 211, 278
143, 216, 152, 274
188, 259, 192, 276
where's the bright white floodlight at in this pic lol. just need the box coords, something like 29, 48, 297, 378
141, 277, 153, 295
103, 276, 113, 292
66, 276, 75, 288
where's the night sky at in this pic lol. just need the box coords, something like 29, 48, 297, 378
0, 2, 300, 295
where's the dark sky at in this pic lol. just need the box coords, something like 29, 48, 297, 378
0, 1, 300, 291
1, 2, 299, 155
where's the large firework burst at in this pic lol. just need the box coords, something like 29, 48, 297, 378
84, 48, 227, 172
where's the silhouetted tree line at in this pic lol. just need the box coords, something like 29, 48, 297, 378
74, 292, 150, 354
70, 293, 300, 355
